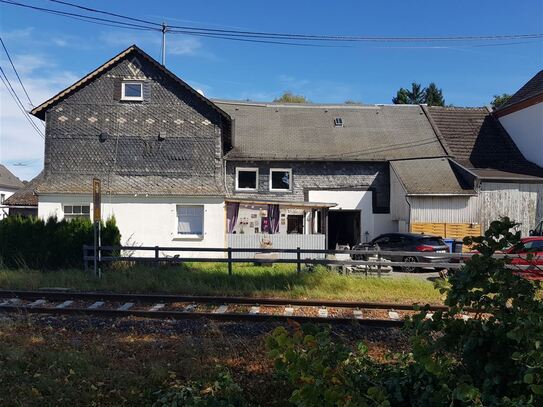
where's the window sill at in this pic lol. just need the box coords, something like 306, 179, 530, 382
235, 188, 258, 192
172, 234, 204, 241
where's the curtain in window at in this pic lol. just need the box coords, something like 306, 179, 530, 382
226, 202, 240, 233
177, 206, 204, 235
268, 204, 280, 234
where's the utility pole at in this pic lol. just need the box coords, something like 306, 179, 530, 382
161, 22, 167, 66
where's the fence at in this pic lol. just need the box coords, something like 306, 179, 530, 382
82, 245, 541, 277
227, 233, 325, 259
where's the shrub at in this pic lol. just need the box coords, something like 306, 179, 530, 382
0, 215, 121, 269
268, 218, 543, 406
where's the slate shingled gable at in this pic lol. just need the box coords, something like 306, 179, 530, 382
36, 46, 229, 196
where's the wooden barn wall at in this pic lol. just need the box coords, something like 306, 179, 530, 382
409, 196, 479, 224
478, 182, 543, 236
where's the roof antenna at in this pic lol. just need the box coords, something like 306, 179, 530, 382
161, 22, 168, 66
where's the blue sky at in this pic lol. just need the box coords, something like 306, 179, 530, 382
1, 0, 542, 180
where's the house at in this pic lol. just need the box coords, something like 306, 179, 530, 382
0, 164, 24, 219
391, 106, 543, 238
3, 172, 42, 217
26, 45, 543, 256
492, 70, 543, 167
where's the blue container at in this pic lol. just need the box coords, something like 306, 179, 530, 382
453, 239, 463, 253
443, 238, 454, 253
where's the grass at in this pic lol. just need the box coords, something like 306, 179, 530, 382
0, 263, 443, 304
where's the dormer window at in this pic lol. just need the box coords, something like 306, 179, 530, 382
334, 117, 343, 127
121, 81, 143, 101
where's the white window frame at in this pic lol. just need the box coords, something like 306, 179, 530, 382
269, 168, 292, 192
235, 167, 259, 191
175, 205, 204, 239
63, 204, 91, 220
121, 81, 144, 101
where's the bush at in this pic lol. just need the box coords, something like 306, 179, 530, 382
0, 215, 121, 269
268, 218, 543, 406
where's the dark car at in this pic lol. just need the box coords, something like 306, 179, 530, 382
353, 233, 450, 272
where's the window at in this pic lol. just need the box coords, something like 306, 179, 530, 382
63, 205, 90, 221
177, 205, 204, 236
270, 169, 292, 191
287, 215, 304, 234
121, 81, 143, 101
334, 117, 343, 127
235, 168, 258, 191
523, 240, 543, 251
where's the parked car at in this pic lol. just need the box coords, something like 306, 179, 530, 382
451, 237, 543, 281
353, 233, 450, 272
530, 220, 543, 236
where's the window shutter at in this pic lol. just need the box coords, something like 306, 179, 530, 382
113, 79, 122, 101
143, 81, 151, 102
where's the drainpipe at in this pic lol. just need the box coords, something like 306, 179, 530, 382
405, 195, 412, 232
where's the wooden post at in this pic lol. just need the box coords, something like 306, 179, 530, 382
154, 246, 159, 268
83, 245, 89, 272
377, 251, 382, 278
297, 247, 301, 273
93, 222, 98, 277
227, 247, 233, 275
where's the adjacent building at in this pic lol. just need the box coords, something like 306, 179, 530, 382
0, 164, 24, 219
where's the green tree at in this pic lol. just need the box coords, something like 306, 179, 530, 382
393, 82, 445, 106
491, 93, 512, 109
392, 82, 426, 104
273, 91, 309, 103
425, 82, 445, 106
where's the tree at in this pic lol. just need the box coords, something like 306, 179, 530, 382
491, 93, 512, 110
273, 91, 309, 103
392, 82, 426, 104
392, 82, 445, 106
425, 82, 445, 106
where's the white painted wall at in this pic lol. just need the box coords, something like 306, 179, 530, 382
38, 194, 226, 257
498, 102, 543, 167
307, 190, 394, 241
0, 187, 18, 219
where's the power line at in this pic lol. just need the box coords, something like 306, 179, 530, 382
0, 36, 33, 106
0, 65, 44, 139
3, 0, 542, 45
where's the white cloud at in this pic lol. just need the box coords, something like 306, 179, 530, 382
0, 51, 78, 181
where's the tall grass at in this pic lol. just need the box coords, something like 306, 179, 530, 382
0, 263, 442, 304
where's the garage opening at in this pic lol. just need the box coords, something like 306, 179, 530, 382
327, 210, 361, 249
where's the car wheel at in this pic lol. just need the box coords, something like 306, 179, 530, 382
402, 256, 419, 272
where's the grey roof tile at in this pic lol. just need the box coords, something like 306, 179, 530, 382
391, 158, 474, 195
214, 101, 446, 161
0, 164, 24, 189
497, 70, 543, 111
4, 171, 42, 206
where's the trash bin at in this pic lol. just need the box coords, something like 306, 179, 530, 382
452, 239, 463, 253
443, 238, 454, 253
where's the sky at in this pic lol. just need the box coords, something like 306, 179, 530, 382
1, 0, 542, 181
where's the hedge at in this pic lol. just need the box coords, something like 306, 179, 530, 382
0, 215, 121, 269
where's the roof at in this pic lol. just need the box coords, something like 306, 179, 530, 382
461, 168, 543, 182
0, 164, 24, 190
426, 106, 543, 179
495, 70, 543, 114
391, 157, 474, 195
30, 45, 230, 122
214, 100, 447, 161
4, 171, 42, 206
227, 198, 336, 208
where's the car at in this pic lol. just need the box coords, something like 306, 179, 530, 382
353, 233, 451, 272
452, 236, 543, 281
505, 237, 543, 281
530, 220, 543, 236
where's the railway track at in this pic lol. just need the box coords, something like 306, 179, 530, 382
0, 290, 449, 327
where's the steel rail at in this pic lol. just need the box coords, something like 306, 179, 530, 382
0, 304, 404, 327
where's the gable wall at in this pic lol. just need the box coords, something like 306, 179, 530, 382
43, 55, 225, 186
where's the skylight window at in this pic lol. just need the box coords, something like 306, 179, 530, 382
334, 117, 343, 127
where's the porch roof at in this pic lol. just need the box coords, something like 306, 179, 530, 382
226, 198, 336, 208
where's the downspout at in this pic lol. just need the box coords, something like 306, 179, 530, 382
405, 195, 412, 232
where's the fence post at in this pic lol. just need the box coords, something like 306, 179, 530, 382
83, 245, 88, 272
377, 252, 382, 278
297, 247, 301, 273
227, 247, 233, 276
154, 246, 159, 268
